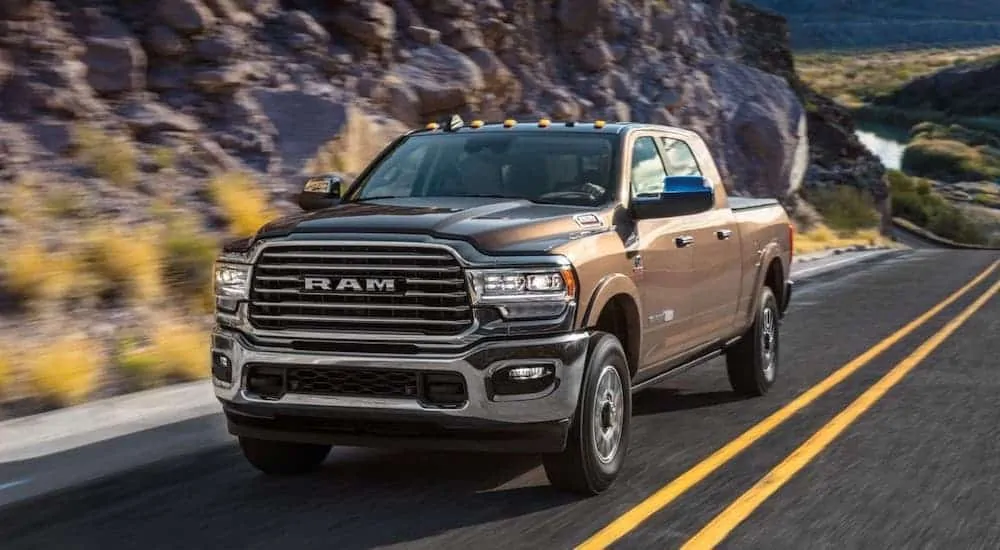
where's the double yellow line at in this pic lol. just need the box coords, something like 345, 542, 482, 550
578, 259, 1000, 549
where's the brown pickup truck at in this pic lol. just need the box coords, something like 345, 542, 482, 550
211, 117, 795, 495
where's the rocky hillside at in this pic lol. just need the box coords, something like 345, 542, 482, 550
873, 57, 1000, 118
0, 0, 880, 416
747, 0, 1000, 49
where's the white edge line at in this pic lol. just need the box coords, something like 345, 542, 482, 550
0, 478, 31, 492
793, 251, 889, 279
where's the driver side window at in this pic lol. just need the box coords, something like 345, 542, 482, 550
630, 136, 669, 197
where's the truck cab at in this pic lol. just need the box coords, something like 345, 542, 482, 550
211, 117, 794, 495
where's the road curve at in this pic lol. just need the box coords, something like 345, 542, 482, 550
0, 249, 998, 550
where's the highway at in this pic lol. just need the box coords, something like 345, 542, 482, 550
1, 248, 998, 550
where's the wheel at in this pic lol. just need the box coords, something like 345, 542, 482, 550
543, 332, 632, 496
726, 284, 780, 397
239, 437, 332, 476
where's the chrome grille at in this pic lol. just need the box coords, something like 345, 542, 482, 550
248, 243, 473, 335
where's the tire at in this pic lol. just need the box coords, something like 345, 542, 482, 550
239, 437, 332, 476
726, 284, 780, 397
543, 332, 632, 496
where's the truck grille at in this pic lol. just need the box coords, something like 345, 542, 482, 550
248, 243, 473, 335
287, 366, 418, 398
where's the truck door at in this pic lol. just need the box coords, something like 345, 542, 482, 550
627, 134, 704, 371
657, 135, 743, 345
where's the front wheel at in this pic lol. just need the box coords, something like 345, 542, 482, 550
543, 332, 632, 496
239, 437, 332, 476
726, 285, 780, 397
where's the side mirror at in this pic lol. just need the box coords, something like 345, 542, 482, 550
297, 173, 345, 212
631, 175, 715, 219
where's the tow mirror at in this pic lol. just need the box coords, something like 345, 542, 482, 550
297, 173, 346, 212
631, 175, 715, 219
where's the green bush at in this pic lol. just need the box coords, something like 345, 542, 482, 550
802, 185, 881, 232
887, 170, 989, 244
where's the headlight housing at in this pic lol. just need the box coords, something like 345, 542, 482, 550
214, 262, 251, 313
468, 267, 577, 319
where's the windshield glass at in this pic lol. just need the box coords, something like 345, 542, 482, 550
347, 132, 620, 207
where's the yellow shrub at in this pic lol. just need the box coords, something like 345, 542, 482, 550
82, 226, 164, 303
795, 223, 889, 255
2, 241, 75, 303
0, 352, 12, 395
209, 172, 276, 237
73, 125, 139, 187
150, 319, 208, 381
1, 173, 42, 223
27, 333, 102, 406
116, 338, 162, 389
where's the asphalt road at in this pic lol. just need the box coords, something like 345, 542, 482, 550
1, 249, 998, 550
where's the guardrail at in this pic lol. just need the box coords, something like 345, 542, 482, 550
892, 217, 1000, 250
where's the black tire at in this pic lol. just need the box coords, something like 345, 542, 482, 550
239, 437, 332, 476
543, 332, 632, 496
726, 285, 780, 397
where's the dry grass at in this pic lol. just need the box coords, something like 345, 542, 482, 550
0, 352, 11, 396
1, 241, 75, 303
794, 224, 890, 255
795, 45, 1000, 105
26, 333, 103, 406
149, 319, 209, 381
81, 226, 164, 304
72, 124, 139, 187
209, 171, 277, 237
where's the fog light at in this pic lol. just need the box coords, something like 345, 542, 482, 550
212, 353, 233, 383
491, 363, 556, 397
507, 366, 548, 380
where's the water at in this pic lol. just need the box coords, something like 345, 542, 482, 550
854, 121, 911, 170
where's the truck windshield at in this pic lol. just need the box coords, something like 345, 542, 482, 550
347, 132, 620, 207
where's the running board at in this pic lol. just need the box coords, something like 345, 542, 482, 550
630, 337, 740, 393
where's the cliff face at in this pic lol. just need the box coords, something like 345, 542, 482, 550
0, 0, 811, 204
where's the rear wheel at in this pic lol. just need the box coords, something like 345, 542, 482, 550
239, 437, 332, 476
543, 332, 631, 496
726, 285, 780, 396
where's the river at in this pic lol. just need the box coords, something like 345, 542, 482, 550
854, 120, 911, 170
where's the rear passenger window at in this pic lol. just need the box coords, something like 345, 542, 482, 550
659, 137, 702, 176
630, 136, 669, 196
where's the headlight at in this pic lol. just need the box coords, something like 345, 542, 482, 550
214, 262, 250, 312
468, 267, 577, 319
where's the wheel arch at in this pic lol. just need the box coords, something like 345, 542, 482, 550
581, 274, 642, 378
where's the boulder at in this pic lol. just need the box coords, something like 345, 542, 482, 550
82, 36, 147, 95
393, 44, 484, 116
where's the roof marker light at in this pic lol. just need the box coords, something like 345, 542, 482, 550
503, 119, 517, 128
538, 118, 551, 128
470, 120, 484, 128
594, 120, 606, 129
425, 122, 440, 130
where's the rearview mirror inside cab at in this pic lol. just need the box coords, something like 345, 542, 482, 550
298, 173, 347, 212
631, 175, 715, 219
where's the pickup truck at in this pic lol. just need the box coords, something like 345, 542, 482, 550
211, 117, 795, 495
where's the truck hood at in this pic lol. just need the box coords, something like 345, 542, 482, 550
254, 197, 612, 254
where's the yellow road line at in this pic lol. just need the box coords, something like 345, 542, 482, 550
682, 276, 1000, 549
576, 259, 999, 549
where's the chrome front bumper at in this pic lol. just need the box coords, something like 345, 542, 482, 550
211, 329, 590, 451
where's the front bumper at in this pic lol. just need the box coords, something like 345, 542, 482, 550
212, 329, 590, 453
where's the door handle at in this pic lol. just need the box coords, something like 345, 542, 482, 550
716, 229, 733, 240
675, 235, 695, 248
